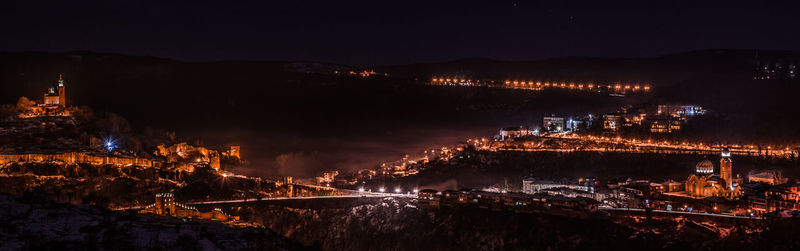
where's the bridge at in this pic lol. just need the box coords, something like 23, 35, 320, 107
114, 191, 760, 221
186, 193, 415, 205
113, 192, 415, 211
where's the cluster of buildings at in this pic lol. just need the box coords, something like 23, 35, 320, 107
522, 177, 596, 194
755, 59, 798, 80
494, 104, 706, 141
520, 148, 800, 216
548, 104, 705, 134
498, 126, 536, 141
522, 177, 648, 208
316, 170, 339, 185
344, 69, 386, 77
155, 142, 240, 172
542, 115, 589, 133
2, 75, 242, 177
418, 188, 599, 218
678, 150, 800, 215
603, 104, 705, 133
0, 142, 242, 181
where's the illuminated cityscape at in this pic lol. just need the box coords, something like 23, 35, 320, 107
2, 1, 800, 250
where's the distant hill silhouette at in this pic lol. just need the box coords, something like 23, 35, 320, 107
376, 49, 800, 86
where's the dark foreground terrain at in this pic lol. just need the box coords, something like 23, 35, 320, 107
223, 197, 800, 251
5, 194, 800, 250
0, 194, 304, 250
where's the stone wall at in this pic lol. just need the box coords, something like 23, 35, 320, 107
0, 152, 155, 168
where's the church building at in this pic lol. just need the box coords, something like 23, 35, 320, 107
18, 74, 71, 118
43, 74, 67, 106
685, 148, 741, 198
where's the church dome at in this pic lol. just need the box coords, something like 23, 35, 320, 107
696, 160, 714, 174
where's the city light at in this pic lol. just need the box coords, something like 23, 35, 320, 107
104, 138, 116, 152
447, 77, 652, 93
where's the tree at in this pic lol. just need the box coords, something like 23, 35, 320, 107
15, 96, 35, 111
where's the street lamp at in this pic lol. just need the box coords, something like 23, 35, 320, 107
104, 138, 116, 152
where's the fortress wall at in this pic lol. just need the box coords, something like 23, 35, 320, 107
0, 152, 155, 168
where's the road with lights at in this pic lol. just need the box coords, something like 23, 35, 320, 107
468, 133, 799, 158
113, 192, 415, 211
600, 207, 760, 219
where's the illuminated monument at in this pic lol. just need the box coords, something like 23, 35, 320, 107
43, 74, 66, 106
18, 74, 70, 118
685, 148, 740, 198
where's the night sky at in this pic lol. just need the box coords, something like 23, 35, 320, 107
2, 0, 799, 65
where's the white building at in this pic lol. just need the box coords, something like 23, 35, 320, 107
522, 178, 593, 194
543, 116, 566, 132
498, 126, 532, 141
657, 105, 705, 117
602, 114, 622, 131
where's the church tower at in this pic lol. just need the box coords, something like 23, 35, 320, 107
720, 147, 733, 190
57, 74, 66, 106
